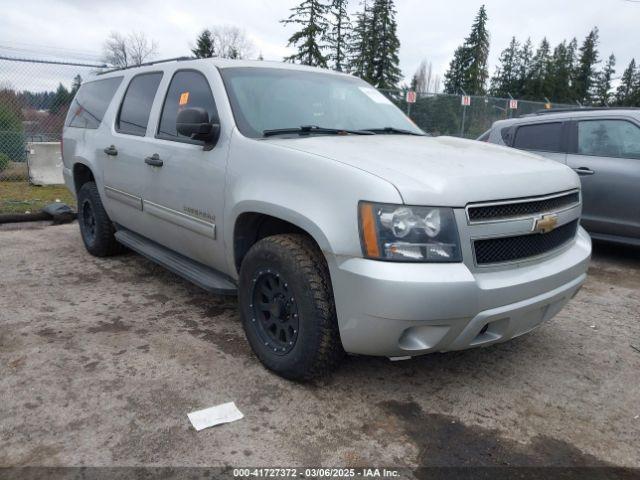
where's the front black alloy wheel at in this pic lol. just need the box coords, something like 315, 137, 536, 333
250, 270, 300, 355
239, 234, 344, 381
81, 199, 97, 245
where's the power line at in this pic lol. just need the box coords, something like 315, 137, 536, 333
0, 43, 103, 62
0, 54, 107, 69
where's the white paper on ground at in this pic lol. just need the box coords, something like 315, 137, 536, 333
188, 401, 244, 431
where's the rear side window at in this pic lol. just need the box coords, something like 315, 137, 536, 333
500, 127, 513, 145
117, 73, 163, 136
513, 122, 563, 152
578, 119, 640, 159
157, 70, 218, 143
66, 77, 122, 129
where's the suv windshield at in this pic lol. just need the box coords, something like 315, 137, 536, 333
220, 67, 424, 138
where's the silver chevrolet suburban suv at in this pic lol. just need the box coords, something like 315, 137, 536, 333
62, 58, 591, 380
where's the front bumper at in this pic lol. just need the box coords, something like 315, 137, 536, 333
329, 226, 591, 357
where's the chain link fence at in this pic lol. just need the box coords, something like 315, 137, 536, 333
0, 56, 107, 213
0, 55, 575, 214
380, 89, 574, 139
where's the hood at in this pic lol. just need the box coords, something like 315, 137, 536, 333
268, 135, 580, 206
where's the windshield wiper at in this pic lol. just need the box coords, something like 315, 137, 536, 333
263, 125, 375, 137
358, 127, 426, 136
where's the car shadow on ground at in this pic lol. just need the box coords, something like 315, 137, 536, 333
591, 239, 640, 265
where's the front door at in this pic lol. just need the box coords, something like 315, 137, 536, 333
142, 69, 228, 271
566, 118, 640, 239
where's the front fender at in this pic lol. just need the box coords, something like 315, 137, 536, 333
223, 132, 403, 278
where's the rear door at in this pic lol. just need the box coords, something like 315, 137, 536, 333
102, 72, 163, 234
63, 76, 122, 193
142, 68, 228, 271
510, 121, 568, 164
566, 117, 640, 239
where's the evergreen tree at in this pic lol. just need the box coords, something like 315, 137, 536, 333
349, 0, 372, 80
327, 0, 351, 72
443, 5, 490, 95
615, 59, 638, 106
443, 46, 468, 94
593, 54, 616, 106
525, 38, 552, 100
192, 29, 215, 58
463, 5, 490, 95
547, 40, 575, 103
281, 0, 330, 67
515, 38, 533, 97
71, 74, 82, 96
574, 27, 600, 104
367, 0, 401, 88
50, 83, 72, 114
490, 37, 520, 97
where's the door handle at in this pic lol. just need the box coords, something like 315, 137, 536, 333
573, 167, 595, 176
144, 153, 163, 167
104, 145, 118, 156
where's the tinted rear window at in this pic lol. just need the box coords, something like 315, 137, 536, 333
117, 72, 163, 136
513, 122, 563, 152
66, 77, 122, 129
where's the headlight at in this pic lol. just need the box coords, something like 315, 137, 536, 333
359, 202, 462, 262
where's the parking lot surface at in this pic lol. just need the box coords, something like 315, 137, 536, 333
1, 222, 639, 469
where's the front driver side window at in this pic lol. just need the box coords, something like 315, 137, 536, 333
578, 119, 640, 159
157, 70, 219, 144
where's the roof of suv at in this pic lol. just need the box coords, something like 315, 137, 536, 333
490, 107, 640, 131
95, 56, 350, 80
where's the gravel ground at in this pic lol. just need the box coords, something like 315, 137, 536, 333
1, 222, 639, 471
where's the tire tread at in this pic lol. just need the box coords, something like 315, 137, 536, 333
78, 182, 123, 257
240, 233, 344, 380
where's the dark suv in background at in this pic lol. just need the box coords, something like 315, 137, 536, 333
481, 108, 640, 246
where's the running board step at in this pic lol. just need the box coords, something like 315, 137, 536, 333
114, 228, 237, 295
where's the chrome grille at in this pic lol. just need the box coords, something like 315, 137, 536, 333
474, 220, 579, 265
467, 191, 580, 223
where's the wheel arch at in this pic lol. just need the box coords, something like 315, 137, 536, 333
72, 162, 95, 193
230, 202, 333, 275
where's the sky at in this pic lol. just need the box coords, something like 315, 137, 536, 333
0, 0, 639, 92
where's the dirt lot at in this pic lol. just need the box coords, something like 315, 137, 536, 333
1, 222, 639, 470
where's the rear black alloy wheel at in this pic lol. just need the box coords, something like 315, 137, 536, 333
77, 181, 123, 257
250, 270, 299, 355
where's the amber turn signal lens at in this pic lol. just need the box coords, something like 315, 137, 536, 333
360, 202, 380, 258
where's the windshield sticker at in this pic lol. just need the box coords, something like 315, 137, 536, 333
179, 92, 190, 106
358, 87, 393, 105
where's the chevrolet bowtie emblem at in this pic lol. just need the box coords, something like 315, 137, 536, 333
533, 213, 559, 234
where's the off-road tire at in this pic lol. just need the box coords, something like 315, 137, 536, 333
238, 234, 344, 381
77, 181, 123, 257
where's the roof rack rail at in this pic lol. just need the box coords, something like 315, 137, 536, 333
96, 56, 194, 75
521, 106, 640, 117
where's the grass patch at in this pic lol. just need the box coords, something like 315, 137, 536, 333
0, 162, 29, 181
0, 181, 76, 214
